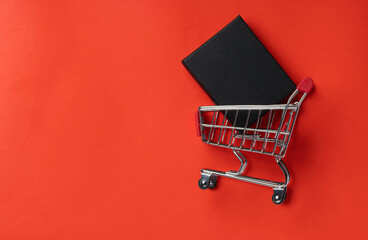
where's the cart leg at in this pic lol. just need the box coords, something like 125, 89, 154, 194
198, 154, 291, 205
227, 150, 247, 175
271, 158, 290, 204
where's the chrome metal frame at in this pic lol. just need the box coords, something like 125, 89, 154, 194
197, 88, 309, 204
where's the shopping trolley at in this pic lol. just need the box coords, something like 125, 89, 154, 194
195, 78, 314, 204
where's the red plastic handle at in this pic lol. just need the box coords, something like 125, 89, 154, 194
195, 111, 201, 137
297, 77, 314, 94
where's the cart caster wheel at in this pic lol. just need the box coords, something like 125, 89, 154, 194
208, 176, 217, 189
198, 178, 209, 190
272, 188, 287, 205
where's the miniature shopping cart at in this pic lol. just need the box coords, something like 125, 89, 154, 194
195, 78, 313, 204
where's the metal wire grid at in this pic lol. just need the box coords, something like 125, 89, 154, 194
198, 103, 300, 158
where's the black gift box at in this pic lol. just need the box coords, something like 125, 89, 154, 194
183, 16, 296, 127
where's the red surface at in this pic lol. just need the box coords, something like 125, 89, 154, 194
0, 0, 367, 239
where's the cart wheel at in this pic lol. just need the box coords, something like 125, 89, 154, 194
208, 176, 217, 189
198, 178, 209, 190
272, 188, 287, 205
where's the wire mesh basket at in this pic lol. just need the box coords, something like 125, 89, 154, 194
195, 77, 314, 204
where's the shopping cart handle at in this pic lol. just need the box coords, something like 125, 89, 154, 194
195, 110, 201, 137
297, 77, 314, 94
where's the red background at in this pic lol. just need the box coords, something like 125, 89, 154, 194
0, 0, 367, 239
